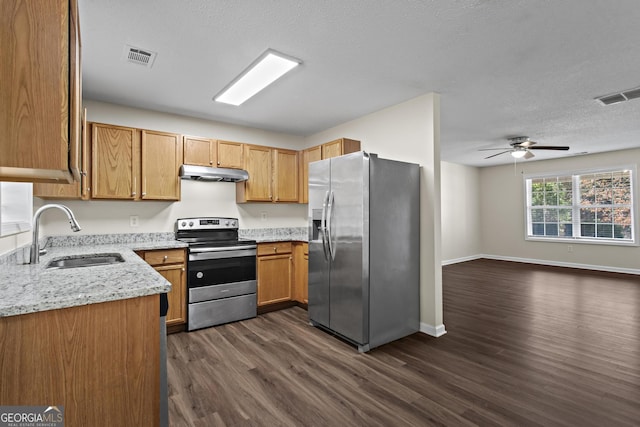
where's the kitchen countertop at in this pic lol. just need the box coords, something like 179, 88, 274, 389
0, 235, 187, 318
0, 227, 306, 318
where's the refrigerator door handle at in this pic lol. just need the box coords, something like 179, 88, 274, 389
321, 190, 330, 261
327, 190, 336, 260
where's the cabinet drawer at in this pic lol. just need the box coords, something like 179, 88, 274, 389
257, 242, 292, 256
143, 249, 185, 266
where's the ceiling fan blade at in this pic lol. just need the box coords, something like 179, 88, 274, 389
519, 140, 537, 147
484, 150, 511, 159
528, 146, 570, 150
478, 147, 511, 151
524, 150, 535, 159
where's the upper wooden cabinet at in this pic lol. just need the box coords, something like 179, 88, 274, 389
299, 146, 322, 204
299, 138, 360, 203
322, 138, 361, 159
141, 130, 182, 200
274, 149, 299, 202
217, 140, 244, 169
1, 0, 82, 183
92, 123, 139, 200
34, 109, 90, 199
183, 136, 217, 167
91, 123, 181, 201
182, 137, 245, 170
236, 146, 298, 203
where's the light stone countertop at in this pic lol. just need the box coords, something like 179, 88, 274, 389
0, 228, 306, 318
0, 237, 187, 318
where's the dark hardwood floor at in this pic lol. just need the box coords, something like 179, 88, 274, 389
167, 259, 640, 426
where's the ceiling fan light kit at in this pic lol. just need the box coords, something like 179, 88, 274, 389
479, 136, 570, 160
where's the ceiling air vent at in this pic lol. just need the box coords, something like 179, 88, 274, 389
122, 44, 157, 68
595, 86, 640, 106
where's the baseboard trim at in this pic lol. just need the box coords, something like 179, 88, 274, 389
480, 254, 640, 276
442, 254, 483, 266
420, 322, 447, 337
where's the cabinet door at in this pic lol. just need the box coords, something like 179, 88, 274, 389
141, 130, 182, 200
183, 136, 216, 166
155, 264, 186, 327
243, 145, 273, 202
274, 149, 299, 202
322, 138, 361, 159
92, 123, 138, 199
217, 140, 244, 169
257, 254, 292, 306
0, 0, 79, 183
33, 109, 90, 199
300, 145, 322, 203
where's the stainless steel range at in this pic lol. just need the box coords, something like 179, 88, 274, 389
175, 217, 257, 331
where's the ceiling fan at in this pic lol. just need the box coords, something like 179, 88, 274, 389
480, 136, 570, 160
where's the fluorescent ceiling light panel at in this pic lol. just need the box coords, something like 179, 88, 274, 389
214, 49, 301, 106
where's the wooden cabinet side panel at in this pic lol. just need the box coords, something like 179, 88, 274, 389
0, 0, 69, 177
274, 149, 299, 202
0, 296, 160, 427
141, 130, 181, 200
257, 254, 292, 306
92, 123, 136, 199
217, 140, 244, 169
33, 108, 89, 199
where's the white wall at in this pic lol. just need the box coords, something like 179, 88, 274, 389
441, 161, 481, 263
480, 148, 640, 272
306, 93, 445, 335
37, 100, 308, 237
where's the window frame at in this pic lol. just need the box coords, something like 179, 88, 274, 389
523, 165, 638, 246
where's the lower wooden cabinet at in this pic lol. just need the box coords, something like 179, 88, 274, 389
292, 242, 308, 304
0, 295, 160, 426
257, 242, 292, 306
137, 248, 187, 331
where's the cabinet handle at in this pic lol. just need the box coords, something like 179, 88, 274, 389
181, 268, 185, 272
142, 178, 147, 197
209, 160, 213, 165
273, 247, 277, 253
163, 255, 168, 261
132, 177, 137, 197
217, 161, 220, 166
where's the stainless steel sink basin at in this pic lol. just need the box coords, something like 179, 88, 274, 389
45, 253, 125, 269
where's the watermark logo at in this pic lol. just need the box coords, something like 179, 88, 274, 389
0, 406, 64, 427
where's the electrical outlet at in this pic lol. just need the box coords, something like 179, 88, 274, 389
260, 211, 268, 221
567, 245, 573, 253
129, 215, 139, 227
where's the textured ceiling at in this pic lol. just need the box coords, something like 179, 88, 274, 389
79, 0, 640, 167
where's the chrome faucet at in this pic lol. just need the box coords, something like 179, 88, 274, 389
30, 204, 82, 264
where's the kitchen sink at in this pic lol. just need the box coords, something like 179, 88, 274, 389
45, 253, 125, 269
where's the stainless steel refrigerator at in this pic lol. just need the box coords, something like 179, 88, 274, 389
308, 151, 420, 352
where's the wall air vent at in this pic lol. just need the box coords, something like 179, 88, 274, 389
596, 86, 640, 106
122, 44, 157, 68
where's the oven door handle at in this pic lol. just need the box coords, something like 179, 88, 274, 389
189, 244, 257, 253
189, 248, 257, 261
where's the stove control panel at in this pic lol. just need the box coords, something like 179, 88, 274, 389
176, 217, 238, 230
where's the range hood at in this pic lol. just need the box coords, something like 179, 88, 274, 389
179, 165, 249, 182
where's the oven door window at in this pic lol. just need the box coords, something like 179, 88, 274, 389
188, 256, 256, 288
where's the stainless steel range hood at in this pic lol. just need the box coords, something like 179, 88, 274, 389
179, 165, 249, 182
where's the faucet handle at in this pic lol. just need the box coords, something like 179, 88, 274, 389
39, 248, 47, 256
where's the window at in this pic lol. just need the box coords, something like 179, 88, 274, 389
525, 167, 636, 244
0, 182, 33, 237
